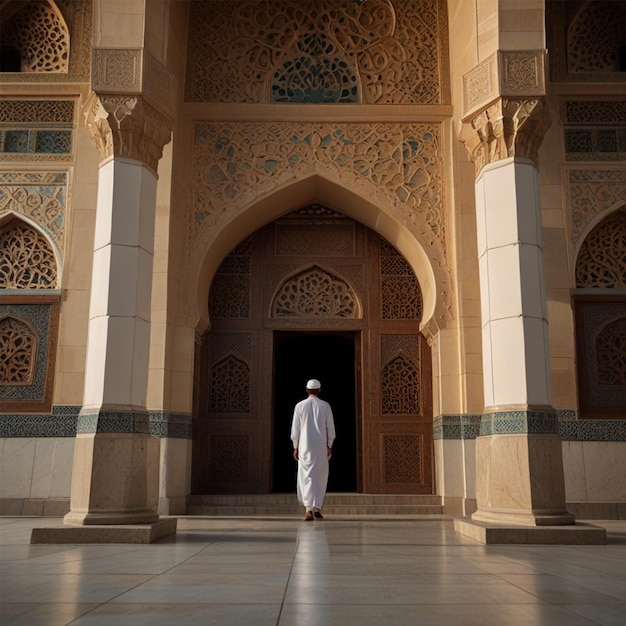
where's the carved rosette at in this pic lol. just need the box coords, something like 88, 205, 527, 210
82, 92, 172, 174
460, 97, 551, 176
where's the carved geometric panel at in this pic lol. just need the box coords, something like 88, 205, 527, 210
596, 317, 626, 386
381, 355, 420, 415
383, 434, 422, 483
209, 435, 249, 482
0, 300, 58, 412
275, 223, 355, 257
575, 299, 626, 418
208, 251, 251, 319
0, 316, 37, 385
185, 0, 448, 105
380, 240, 423, 320
576, 211, 626, 288
272, 266, 360, 318
0, 220, 58, 289
0, 100, 74, 123
209, 355, 251, 413
210, 333, 253, 365
562, 100, 626, 125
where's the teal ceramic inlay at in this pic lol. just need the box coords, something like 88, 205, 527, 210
148, 412, 194, 439
433, 409, 625, 442
270, 50, 359, 103
0, 407, 193, 438
2, 129, 72, 155
77, 410, 151, 435
479, 410, 560, 436
565, 127, 626, 158
1, 406, 622, 442
433, 414, 481, 440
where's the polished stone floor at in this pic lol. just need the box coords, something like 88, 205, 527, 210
1, 516, 625, 626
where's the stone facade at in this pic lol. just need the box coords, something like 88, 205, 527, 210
0, 0, 624, 525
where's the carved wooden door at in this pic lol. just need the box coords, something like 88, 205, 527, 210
195, 206, 433, 494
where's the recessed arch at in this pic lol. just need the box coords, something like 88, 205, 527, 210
0, 216, 60, 289
575, 206, 626, 288
0, 0, 70, 73
191, 174, 449, 335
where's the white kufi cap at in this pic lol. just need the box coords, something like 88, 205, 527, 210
306, 379, 321, 389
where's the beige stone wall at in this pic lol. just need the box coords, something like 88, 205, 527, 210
54, 107, 100, 406
446, 0, 484, 416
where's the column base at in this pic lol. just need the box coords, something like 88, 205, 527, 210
471, 508, 575, 526
454, 517, 606, 545
64, 509, 159, 525
30, 517, 177, 544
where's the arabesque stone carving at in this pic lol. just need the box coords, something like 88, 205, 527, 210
569, 170, 626, 248
192, 121, 444, 248
185, 0, 448, 104
0, 173, 66, 255
575, 211, 626, 288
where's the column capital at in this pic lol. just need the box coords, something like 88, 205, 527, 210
459, 96, 551, 176
458, 50, 550, 176
82, 92, 173, 174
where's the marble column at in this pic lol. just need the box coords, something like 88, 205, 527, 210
460, 96, 574, 527
64, 94, 172, 526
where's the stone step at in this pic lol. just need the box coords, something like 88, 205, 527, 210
187, 493, 444, 517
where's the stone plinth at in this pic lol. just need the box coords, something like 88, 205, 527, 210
454, 517, 606, 545
30, 517, 177, 544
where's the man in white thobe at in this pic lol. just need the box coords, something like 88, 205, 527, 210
291, 379, 336, 521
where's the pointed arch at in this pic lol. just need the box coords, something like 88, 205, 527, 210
190, 174, 450, 335
575, 208, 626, 288
0, 217, 59, 289
0, 0, 70, 73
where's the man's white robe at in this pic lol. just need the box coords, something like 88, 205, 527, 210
291, 396, 336, 510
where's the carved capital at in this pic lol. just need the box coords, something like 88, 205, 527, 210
82, 92, 173, 173
459, 97, 551, 176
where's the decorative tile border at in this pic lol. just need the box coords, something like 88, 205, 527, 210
434, 409, 626, 442
480, 409, 560, 436
77, 410, 151, 435
1, 407, 623, 442
0, 405, 80, 437
0, 406, 193, 439
559, 418, 626, 442
148, 411, 193, 439
433, 414, 482, 440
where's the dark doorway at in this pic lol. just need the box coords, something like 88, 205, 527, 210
272, 331, 358, 493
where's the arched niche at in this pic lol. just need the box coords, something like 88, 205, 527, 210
191, 174, 449, 336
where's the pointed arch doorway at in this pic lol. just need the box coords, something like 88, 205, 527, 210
195, 205, 433, 496
272, 331, 358, 493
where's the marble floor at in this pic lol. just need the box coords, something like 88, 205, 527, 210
1, 516, 625, 626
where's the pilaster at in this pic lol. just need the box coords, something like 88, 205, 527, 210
59, 51, 174, 535
455, 51, 604, 543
